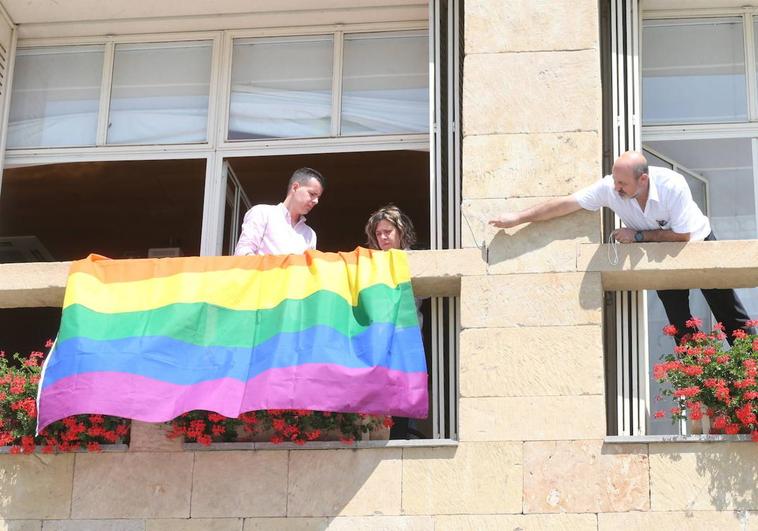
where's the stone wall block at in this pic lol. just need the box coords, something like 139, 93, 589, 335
146, 519, 243, 531
0, 521, 41, 531
0, 454, 74, 519
460, 326, 603, 397
128, 422, 183, 453
459, 396, 605, 441
320, 516, 434, 530
287, 448, 401, 517
523, 441, 649, 513
41, 521, 145, 531
598, 511, 745, 531
650, 443, 758, 511
436, 514, 598, 531
243, 519, 327, 531
460, 273, 602, 329
402, 442, 522, 515
462, 199, 601, 275
71, 453, 193, 519
465, 0, 599, 53
463, 51, 601, 136
462, 132, 602, 200
191, 451, 288, 518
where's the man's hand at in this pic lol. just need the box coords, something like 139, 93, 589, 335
611, 227, 636, 243
488, 213, 522, 229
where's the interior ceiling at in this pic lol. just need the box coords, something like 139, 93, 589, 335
0, 0, 422, 24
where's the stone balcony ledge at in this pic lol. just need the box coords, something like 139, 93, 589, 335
579, 239, 758, 291
1, 242, 755, 308
0, 248, 486, 308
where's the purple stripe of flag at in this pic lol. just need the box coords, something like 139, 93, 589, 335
37, 364, 429, 430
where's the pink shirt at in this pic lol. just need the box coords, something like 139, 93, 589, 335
234, 203, 317, 256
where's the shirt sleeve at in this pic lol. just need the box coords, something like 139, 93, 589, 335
573, 176, 612, 211
307, 229, 317, 251
234, 206, 266, 256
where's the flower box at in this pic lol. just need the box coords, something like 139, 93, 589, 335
654, 318, 758, 440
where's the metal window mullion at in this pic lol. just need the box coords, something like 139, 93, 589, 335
752, 138, 758, 238
631, 0, 641, 150
431, 298, 441, 439
630, 292, 640, 435
231, 184, 241, 254
205, 33, 224, 148
449, 297, 459, 439
431, 0, 443, 251
217, 31, 234, 145
0, 21, 16, 197
616, 291, 626, 435
200, 152, 225, 256
330, 31, 344, 137
625, 0, 637, 150
639, 290, 650, 435
744, 14, 758, 121
614, 0, 626, 157
95, 41, 115, 146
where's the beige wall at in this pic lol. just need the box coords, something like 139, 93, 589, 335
2, 1, 758, 530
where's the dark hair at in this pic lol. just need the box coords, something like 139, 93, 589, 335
364, 204, 417, 250
288, 167, 326, 190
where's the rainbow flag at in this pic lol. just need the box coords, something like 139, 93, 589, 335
37, 249, 427, 431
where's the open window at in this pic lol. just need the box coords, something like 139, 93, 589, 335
603, 0, 758, 436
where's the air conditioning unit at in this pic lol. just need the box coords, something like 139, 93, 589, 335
0, 236, 54, 263
148, 247, 182, 258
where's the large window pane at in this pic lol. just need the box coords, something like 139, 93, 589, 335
643, 138, 758, 434
642, 18, 747, 125
108, 41, 212, 145
341, 31, 429, 135
7, 45, 104, 148
229, 36, 333, 140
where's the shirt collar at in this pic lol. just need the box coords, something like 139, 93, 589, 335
277, 202, 306, 226
646, 172, 660, 204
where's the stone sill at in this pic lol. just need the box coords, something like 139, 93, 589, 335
0, 443, 129, 453
579, 239, 758, 291
605, 434, 756, 444
184, 438, 459, 451
0, 249, 483, 308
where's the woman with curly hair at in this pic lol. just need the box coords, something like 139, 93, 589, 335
364, 204, 417, 251
364, 204, 425, 439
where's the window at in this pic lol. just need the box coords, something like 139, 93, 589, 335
108, 41, 213, 145
227, 29, 429, 141
603, 10, 758, 437
1, 13, 460, 442
7, 45, 104, 148
642, 17, 747, 124
341, 31, 429, 135
228, 35, 334, 140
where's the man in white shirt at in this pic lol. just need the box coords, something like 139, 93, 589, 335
234, 167, 324, 256
489, 151, 754, 344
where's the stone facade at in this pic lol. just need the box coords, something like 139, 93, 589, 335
1, 1, 758, 530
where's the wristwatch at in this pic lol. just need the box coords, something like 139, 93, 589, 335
634, 230, 644, 242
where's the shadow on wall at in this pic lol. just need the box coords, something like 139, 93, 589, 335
650, 443, 758, 514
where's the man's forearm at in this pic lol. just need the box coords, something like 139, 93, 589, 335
639, 229, 690, 242
518, 197, 581, 223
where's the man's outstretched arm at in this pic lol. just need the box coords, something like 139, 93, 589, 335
489, 196, 583, 229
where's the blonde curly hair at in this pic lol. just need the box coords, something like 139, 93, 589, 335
364, 204, 417, 250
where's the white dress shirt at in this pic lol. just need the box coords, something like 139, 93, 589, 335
234, 203, 317, 256
573, 166, 711, 241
